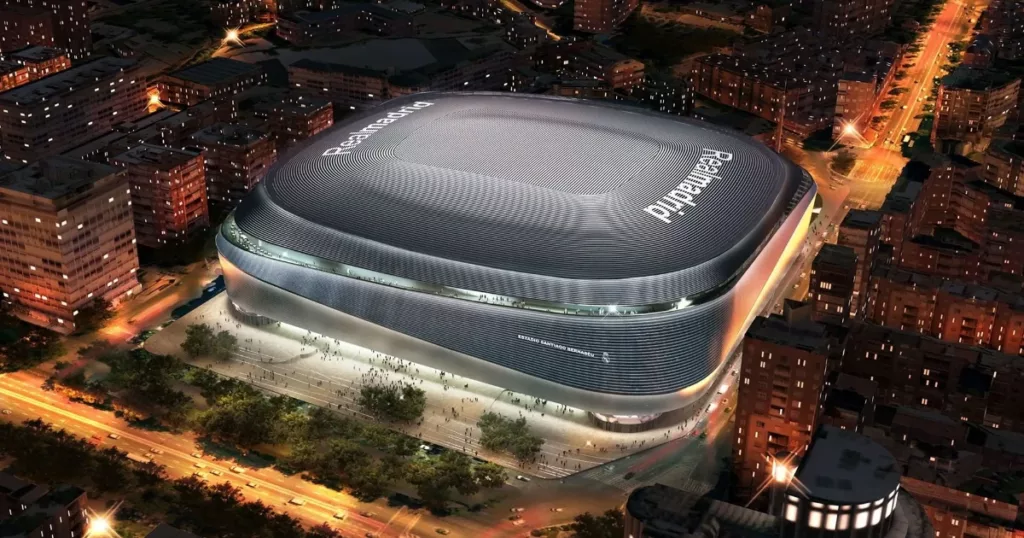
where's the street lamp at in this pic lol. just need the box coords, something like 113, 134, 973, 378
842, 123, 858, 137
772, 460, 794, 483
224, 28, 242, 46
86, 516, 112, 537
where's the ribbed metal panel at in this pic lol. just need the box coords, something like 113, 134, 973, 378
232, 92, 805, 306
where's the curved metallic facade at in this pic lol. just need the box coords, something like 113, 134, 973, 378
219, 93, 818, 416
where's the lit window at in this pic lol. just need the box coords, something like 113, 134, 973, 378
839, 514, 850, 530
785, 504, 798, 522
808, 511, 822, 528
871, 507, 883, 525
855, 511, 869, 529
826, 513, 838, 530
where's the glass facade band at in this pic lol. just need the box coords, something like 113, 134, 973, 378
222, 211, 782, 317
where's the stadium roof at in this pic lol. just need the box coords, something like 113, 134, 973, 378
233, 92, 807, 305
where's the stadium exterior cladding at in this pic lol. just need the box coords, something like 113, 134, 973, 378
217, 92, 818, 421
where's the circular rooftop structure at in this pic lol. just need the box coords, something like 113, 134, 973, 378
233, 92, 806, 306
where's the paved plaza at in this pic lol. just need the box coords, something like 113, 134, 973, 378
146, 293, 734, 479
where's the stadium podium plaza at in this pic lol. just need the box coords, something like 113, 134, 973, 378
217, 92, 819, 431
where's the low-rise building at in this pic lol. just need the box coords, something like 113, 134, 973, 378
277, 4, 414, 45
0, 158, 140, 333
111, 145, 209, 249
158, 58, 266, 107
809, 244, 858, 323
0, 472, 89, 538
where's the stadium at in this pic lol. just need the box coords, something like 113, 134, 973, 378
217, 92, 818, 429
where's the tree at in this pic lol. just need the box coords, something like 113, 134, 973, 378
193, 386, 291, 447
830, 150, 856, 176
358, 383, 426, 422
477, 412, 544, 463
182, 323, 215, 358
306, 523, 342, 538
0, 325, 66, 372
473, 462, 507, 488
212, 330, 238, 361
407, 451, 479, 511
569, 509, 625, 538
880, 99, 898, 110
74, 297, 115, 334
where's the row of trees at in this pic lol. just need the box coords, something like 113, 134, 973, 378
0, 420, 336, 538
477, 412, 544, 463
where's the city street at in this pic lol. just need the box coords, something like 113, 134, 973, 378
0, 369, 625, 537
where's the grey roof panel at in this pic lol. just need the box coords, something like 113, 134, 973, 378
233, 92, 806, 305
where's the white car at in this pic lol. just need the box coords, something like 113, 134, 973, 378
107, 433, 120, 440
191, 452, 203, 458
288, 497, 306, 506
231, 466, 246, 474
150, 447, 164, 454
210, 469, 223, 476
246, 482, 259, 489
333, 512, 348, 520
516, 475, 530, 482
512, 519, 526, 527
1, 409, 12, 415
510, 507, 525, 513
193, 463, 206, 469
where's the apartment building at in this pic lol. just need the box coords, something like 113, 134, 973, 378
189, 123, 275, 210
0, 158, 140, 333
980, 139, 1024, 197
0, 472, 88, 538
287, 36, 517, 110
0, 57, 147, 163
0, 46, 70, 92
561, 44, 644, 93
158, 58, 266, 108
111, 144, 209, 249
809, 244, 858, 324
812, 0, 895, 44
734, 302, 837, 501
691, 54, 815, 130
573, 0, 638, 33
277, 4, 414, 45
933, 67, 1020, 153
837, 210, 882, 318
0, 0, 91, 59
250, 92, 333, 150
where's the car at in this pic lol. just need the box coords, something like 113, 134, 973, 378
623, 471, 636, 480
435, 529, 450, 535
210, 470, 223, 476
1, 409, 11, 415
288, 497, 306, 506
366, 533, 379, 538
231, 466, 246, 473
550, 507, 564, 512
150, 447, 164, 454
246, 482, 259, 489
512, 519, 525, 527
333, 512, 348, 520
192, 472, 207, 480
511, 507, 525, 513
360, 511, 375, 518
191, 452, 203, 458
107, 433, 120, 440
516, 475, 530, 482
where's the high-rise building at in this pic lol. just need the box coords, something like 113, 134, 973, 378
734, 302, 836, 501
837, 210, 882, 318
158, 58, 266, 107
833, 73, 878, 138
812, 0, 895, 44
0, 0, 91, 59
808, 244, 857, 324
572, 0, 638, 33
111, 144, 209, 249
0, 158, 140, 334
0, 57, 147, 163
932, 68, 1020, 153
189, 123, 275, 210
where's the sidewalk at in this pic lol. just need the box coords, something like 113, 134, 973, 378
147, 294, 732, 479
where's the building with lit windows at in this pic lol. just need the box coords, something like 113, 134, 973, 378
809, 244, 857, 323
932, 68, 1020, 154
217, 92, 819, 428
572, 0, 637, 33
0, 0, 90, 60
0, 472, 89, 538
778, 426, 904, 538
157, 58, 266, 107
190, 123, 276, 210
812, 0, 895, 45
734, 302, 838, 500
0, 158, 140, 334
0, 57, 147, 164
111, 144, 209, 249
0, 46, 70, 92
